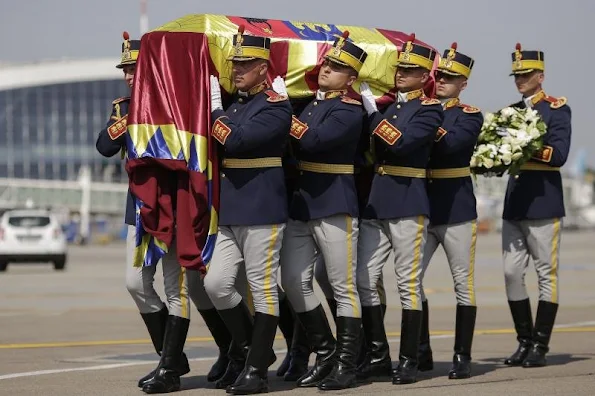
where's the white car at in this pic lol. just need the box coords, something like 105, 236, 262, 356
0, 209, 68, 272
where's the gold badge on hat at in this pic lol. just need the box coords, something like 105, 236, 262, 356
332, 31, 349, 57
122, 31, 132, 61
402, 33, 415, 62
444, 42, 457, 68
233, 25, 245, 56
514, 42, 523, 69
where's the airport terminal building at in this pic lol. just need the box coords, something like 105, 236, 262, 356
0, 59, 129, 219
0, 58, 129, 183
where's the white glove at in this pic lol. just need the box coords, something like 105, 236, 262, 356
495, 127, 509, 137
272, 76, 288, 96
359, 82, 378, 116
210, 75, 222, 111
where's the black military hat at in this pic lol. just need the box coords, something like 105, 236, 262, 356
324, 31, 368, 73
227, 25, 271, 62
397, 33, 437, 71
116, 31, 140, 69
437, 42, 474, 78
510, 43, 544, 75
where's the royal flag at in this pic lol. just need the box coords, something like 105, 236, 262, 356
125, 14, 438, 272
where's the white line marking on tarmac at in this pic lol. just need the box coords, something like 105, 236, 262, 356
1, 320, 593, 381
0, 356, 222, 381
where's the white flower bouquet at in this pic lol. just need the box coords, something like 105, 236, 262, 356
470, 107, 547, 176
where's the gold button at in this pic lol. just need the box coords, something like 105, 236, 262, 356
233, 109, 237, 113
392, 115, 397, 119
238, 98, 244, 103
313, 101, 318, 106
308, 112, 312, 116
221, 173, 226, 178
396, 104, 401, 109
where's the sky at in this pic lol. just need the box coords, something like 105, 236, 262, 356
1, 0, 592, 167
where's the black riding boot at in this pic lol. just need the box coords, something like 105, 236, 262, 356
417, 300, 434, 372
142, 315, 190, 394
284, 317, 310, 381
357, 305, 392, 379
296, 305, 337, 387
318, 316, 362, 390
392, 310, 422, 385
449, 305, 477, 379
199, 308, 232, 382
523, 301, 558, 368
504, 299, 534, 366
138, 307, 190, 388
215, 303, 254, 389
227, 313, 279, 395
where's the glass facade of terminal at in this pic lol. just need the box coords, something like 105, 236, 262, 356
0, 79, 129, 182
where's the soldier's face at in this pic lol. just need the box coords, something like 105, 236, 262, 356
318, 60, 356, 91
514, 71, 544, 96
122, 65, 136, 89
232, 59, 268, 91
434, 72, 467, 98
395, 67, 429, 91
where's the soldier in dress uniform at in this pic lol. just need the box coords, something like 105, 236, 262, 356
96, 32, 234, 394
203, 25, 292, 395
358, 33, 444, 385
275, 31, 366, 390
96, 31, 191, 394
418, 42, 483, 379
313, 123, 389, 366
501, 43, 571, 368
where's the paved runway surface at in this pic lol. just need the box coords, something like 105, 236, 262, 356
1, 231, 594, 395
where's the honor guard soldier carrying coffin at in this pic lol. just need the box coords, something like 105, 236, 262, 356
501, 43, 571, 368
203, 25, 292, 395
276, 31, 366, 391
358, 33, 444, 385
96, 32, 194, 395
418, 42, 483, 379
96, 32, 235, 394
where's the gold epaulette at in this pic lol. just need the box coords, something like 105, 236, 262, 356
341, 97, 362, 105
544, 96, 567, 109
112, 96, 130, 105
264, 90, 288, 103
421, 98, 441, 105
459, 103, 481, 113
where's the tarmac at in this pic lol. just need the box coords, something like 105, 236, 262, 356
0, 230, 594, 395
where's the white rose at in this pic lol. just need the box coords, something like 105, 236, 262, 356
526, 109, 539, 122
511, 144, 523, 153
529, 127, 541, 139
483, 158, 494, 169
484, 113, 496, 124
511, 152, 523, 161
499, 144, 512, 154
470, 156, 478, 167
494, 158, 503, 167
501, 153, 512, 165
500, 107, 516, 118
516, 131, 530, 144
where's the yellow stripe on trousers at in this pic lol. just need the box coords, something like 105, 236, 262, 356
550, 218, 561, 303
468, 220, 477, 306
409, 215, 425, 310
345, 216, 359, 317
263, 225, 279, 315
178, 267, 189, 319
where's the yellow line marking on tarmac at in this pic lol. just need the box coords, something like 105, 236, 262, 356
2, 326, 595, 350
